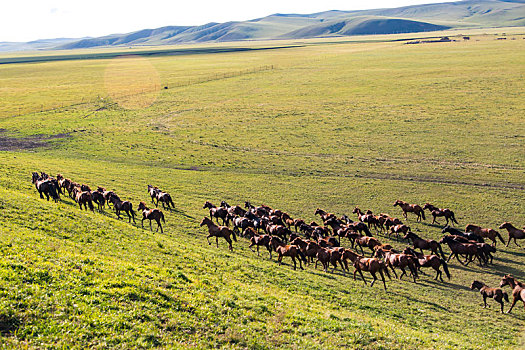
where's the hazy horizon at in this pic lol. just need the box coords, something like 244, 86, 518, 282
3, 0, 457, 42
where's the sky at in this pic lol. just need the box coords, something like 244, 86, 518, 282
2, 0, 455, 42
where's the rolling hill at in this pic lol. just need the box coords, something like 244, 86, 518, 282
15, 0, 525, 51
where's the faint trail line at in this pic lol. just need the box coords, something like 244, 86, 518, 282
186, 139, 525, 172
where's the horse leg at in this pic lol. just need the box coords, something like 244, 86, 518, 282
399, 268, 406, 280
506, 236, 512, 247
497, 299, 504, 313
150, 220, 153, 232
506, 297, 518, 314
431, 215, 436, 224
390, 265, 398, 279
157, 219, 163, 234
357, 269, 367, 284
291, 256, 297, 270
379, 270, 387, 290
514, 237, 521, 247
206, 234, 212, 245
216, 237, 219, 248
225, 237, 233, 251
370, 272, 377, 287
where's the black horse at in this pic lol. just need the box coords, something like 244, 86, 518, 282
442, 226, 484, 243
32, 172, 60, 202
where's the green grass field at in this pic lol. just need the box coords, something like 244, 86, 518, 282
0, 33, 524, 348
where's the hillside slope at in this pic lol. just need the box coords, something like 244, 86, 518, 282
56, 0, 524, 49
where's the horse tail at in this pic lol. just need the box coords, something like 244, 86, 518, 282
297, 249, 307, 263
437, 243, 446, 260
503, 291, 509, 303
420, 209, 426, 220
451, 213, 458, 225
363, 225, 371, 237
231, 228, 237, 242
160, 211, 165, 223
441, 259, 451, 280
495, 231, 505, 245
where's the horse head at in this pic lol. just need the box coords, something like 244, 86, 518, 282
500, 274, 514, 288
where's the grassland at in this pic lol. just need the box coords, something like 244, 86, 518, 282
0, 33, 524, 348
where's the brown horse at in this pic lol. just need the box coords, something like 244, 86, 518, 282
439, 235, 482, 266
389, 224, 410, 239
110, 194, 136, 223
138, 202, 165, 233
75, 190, 94, 211
402, 247, 450, 282
498, 222, 525, 247
465, 224, 505, 246
315, 208, 336, 222
269, 236, 307, 270
354, 235, 382, 255
499, 275, 525, 314
203, 201, 229, 226
91, 190, 105, 211
470, 280, 509, 313
344, 249, 391, 290
32, 172, 60, 202
404, 232, 445, 259
423, 203, 458, 225
394, 200, 425, 222
375, 247, 418, 283
246, 228, 272, 258
200, 217, 236, 251
353, 207, 379, 230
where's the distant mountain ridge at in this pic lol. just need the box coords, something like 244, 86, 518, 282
2, 0, 524, 52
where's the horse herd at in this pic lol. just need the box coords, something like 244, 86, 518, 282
200, 199, 525, 313
31, 171, 166, 233
29, 173, 525, 314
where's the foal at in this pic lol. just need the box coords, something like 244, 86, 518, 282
470, 280, 508, 313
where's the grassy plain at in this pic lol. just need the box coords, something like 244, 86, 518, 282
0, 33, 524, 348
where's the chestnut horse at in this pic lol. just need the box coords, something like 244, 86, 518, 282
138, 202, 165, 233
498, 222, 525, 247
439, 235, 482, 266
402, 247, 450, 282
200, 217, 236, 251
423, 203, 458, 225
245, 227, 272, 258
470, 280, 508, 313
499, 275, 525, 314
269, 236, 307, 270
465, 224, 504, 246
344, 249, 391, 290
374, 247, 418, 283
394, 200, 425, 222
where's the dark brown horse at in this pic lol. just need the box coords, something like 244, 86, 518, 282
423, 203, 458, 225
344, 249, 391, 290
354, 235, 382, 255
203, 201, 229, 226
499, 275, 525, 314
498, 222, 525, 247
402, 247, 450, 282
465, 224, 505, 246
110, 194, 136, 223
75, 189, 94, 211
470, 280, 509, 313
439, 235, 482, 266
200, 217, 236, 251
404, 232, 445, 259
32, 172, 60, 202
91, 189, 105, 211
269, 236, 307, 270
394, 200, 425, 222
